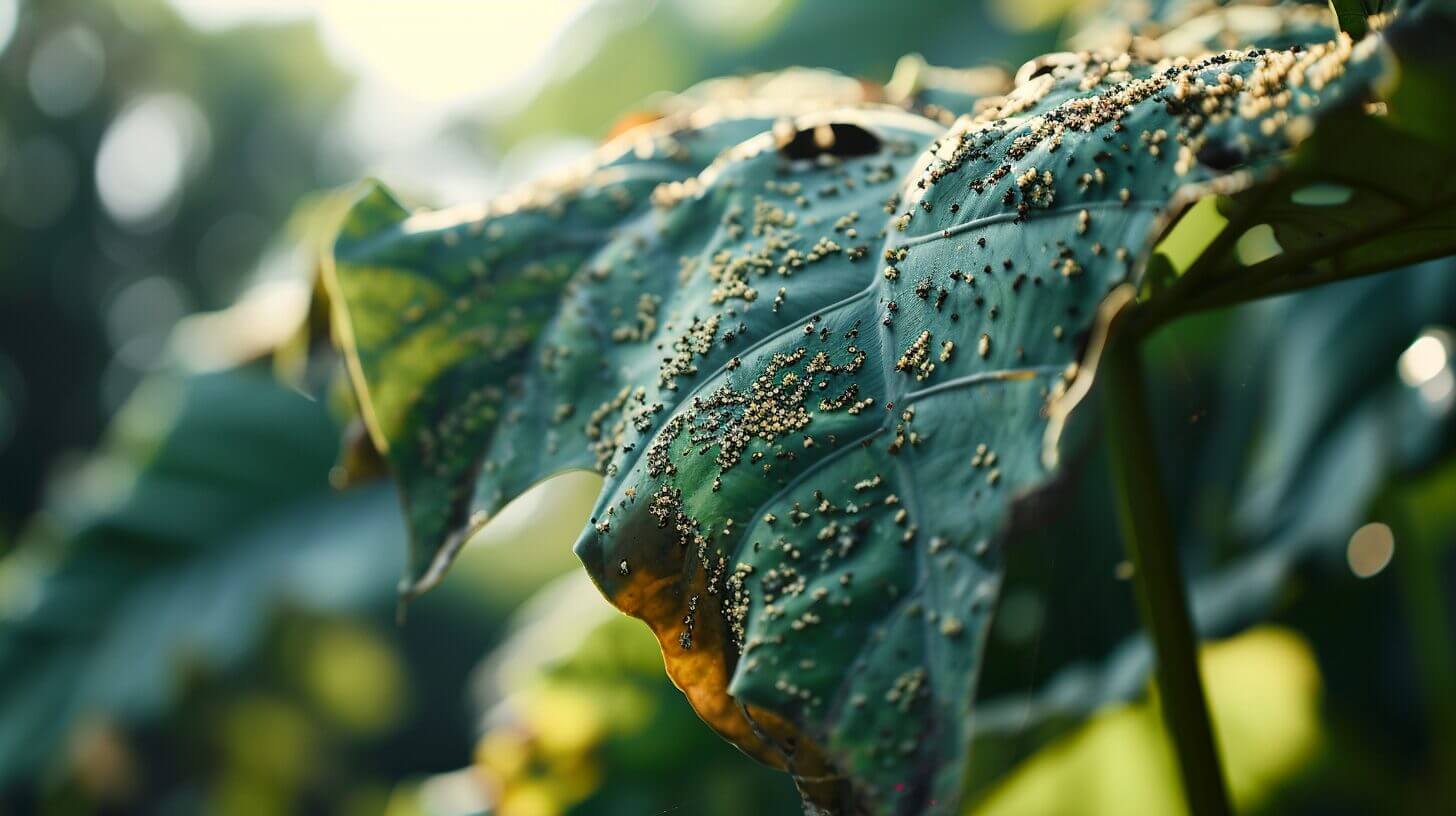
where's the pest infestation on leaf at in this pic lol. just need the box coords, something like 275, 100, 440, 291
7, 1, 1456, 816
319, 3, 1456, 815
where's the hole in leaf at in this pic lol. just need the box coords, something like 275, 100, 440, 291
1195, 139, 1246, 170
776, 123, 882, 160
1290, 183, 1354, 206
1013, 52, 1079, 85
1150, 195, 1230, 278
1234, 224, 1283, 266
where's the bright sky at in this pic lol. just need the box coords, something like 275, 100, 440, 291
167, 0, 590, 107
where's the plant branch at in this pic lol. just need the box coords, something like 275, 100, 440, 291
1101, 326, 1233, 816
1385, 492, 1456, 798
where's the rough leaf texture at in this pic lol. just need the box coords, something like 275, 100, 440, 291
328, 30, 1407, 814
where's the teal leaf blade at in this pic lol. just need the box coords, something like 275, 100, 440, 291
326, 31, 1425, 813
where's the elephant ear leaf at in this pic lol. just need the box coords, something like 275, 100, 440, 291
327, 27, 1435, 814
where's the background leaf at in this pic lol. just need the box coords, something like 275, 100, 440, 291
0, 368, 404, 782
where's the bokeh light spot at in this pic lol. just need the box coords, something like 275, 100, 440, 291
28, 25, 106, 117
1399, 332, 1450, 386
0, 0, 20, 58
95, 94, 210, 230
105, 275, 189, 370
316, 0, 590, 105
1398, 329, 1455, 410
1347, 522, 1395, 579
994, 587, 1045, 645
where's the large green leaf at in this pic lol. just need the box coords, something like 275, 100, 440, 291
327, 21, 1446, 813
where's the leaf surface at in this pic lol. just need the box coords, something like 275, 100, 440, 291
327, 31, 1431, 812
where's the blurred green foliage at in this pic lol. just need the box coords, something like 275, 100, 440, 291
0, 0, 352, 538
472, 574, 800, 816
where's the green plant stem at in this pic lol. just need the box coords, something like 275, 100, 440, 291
1101, 330, 1233, 816
1389, 501, 1456, 795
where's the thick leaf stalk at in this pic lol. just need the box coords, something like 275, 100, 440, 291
1101, 326, 1232, 816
